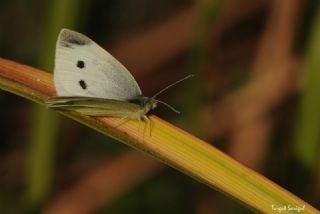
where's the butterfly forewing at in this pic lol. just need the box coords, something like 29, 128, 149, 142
54, 29, 142, 101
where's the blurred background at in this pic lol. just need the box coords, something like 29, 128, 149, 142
0, 0, 320, 213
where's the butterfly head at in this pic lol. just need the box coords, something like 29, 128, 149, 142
145, 97, 158, 111
127, 74, 195, 116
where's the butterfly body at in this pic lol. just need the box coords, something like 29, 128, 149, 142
47, 29, 190, 120
46, 28, 158, 120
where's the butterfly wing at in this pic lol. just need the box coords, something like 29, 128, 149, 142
54, 29, 142, 101
46, 96, 143, 118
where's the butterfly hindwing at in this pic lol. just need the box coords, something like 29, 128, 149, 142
46, 96, 143, 117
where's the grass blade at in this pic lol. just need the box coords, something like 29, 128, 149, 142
0, 57, 318, 213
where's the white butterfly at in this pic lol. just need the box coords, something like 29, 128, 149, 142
46, 29, 191, 121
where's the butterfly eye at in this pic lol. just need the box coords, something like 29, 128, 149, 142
79, 80, 87, 89
77, 60, 85, 68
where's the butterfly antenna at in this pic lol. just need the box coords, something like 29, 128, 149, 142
152, 74, 194, 98
156, 100, 180, 114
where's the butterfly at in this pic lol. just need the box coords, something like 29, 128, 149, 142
46, 29, 192, 122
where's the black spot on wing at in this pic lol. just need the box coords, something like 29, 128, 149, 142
67, 37, 87, 45
79, 80, 87, 90
59, 29, 91, 48
77, 60, 85, 68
